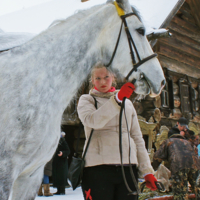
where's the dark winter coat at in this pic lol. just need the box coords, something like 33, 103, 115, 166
168, 125, 180, 138
44, 159, 53, 177
52, 137, 70, 187
152, 134, 200, 176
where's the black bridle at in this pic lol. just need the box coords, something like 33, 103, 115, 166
105, 13, 157, 83
105, 11, 159, 196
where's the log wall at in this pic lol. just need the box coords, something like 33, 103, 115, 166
154, 0, 200, 79
63, 0, 200, 157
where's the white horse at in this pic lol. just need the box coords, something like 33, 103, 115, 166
0, 0, 165, 199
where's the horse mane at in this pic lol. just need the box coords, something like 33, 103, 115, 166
48, 4, 104, 29
5, 1, 143, 116
47, 3, 142, 106
48, 3, 142, 30
131, 6, 142, 21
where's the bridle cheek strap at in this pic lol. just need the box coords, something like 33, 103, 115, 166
105, 8, 158, 81
120, 13, 158, 80
125, 53, 157, 80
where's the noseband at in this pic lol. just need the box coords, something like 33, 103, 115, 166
105, 2, 157, 82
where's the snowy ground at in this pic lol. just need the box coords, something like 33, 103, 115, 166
35, 186, 84, 200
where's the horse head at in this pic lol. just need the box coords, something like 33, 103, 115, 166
103, 0, 165, 97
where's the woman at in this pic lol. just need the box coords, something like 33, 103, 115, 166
52, 132, 70, 195
77, 62, 157, 200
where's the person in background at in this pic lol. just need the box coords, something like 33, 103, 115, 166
77, 61, 157, 200
38, 159, 53, 196
153, 131, 200, 200
52, 132, 70, 195
168, 117, 188, 138
194, 135, 199, 147
186, 130, 199, 155
197, 136, 200, 157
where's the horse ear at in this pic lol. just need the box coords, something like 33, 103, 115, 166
116, 0, 132, 13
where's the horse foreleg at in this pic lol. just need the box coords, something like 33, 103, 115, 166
11, 166, 44, 200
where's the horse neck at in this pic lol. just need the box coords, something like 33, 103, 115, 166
9, 3, 119, 117
49, 4, 118, 110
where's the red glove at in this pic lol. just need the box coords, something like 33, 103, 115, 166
117, 82, 135, 101
144, 174, 157, 191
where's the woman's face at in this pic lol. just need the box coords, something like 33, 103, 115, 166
92, 67, 114, 93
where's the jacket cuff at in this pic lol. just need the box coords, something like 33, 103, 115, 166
115, 92, 122, 103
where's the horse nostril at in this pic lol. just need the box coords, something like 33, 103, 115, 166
161, 79, 166, 87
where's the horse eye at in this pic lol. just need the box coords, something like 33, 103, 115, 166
136, 28, 145, 36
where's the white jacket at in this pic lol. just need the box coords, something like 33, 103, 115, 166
77, 88, 154, 176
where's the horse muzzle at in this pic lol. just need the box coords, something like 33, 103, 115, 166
128, 73, 166, 97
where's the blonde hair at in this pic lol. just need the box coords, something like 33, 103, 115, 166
89, 61, 116, 89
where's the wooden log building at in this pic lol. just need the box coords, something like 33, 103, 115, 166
61, 0, 200, 164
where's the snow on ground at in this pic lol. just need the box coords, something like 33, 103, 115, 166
35, 186, 84, 200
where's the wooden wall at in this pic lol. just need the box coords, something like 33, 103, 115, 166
63, 0, 200, 153
154, 0, 200, 79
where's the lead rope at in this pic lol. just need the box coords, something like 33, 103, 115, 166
119, 82, 141, 195
119, 97, 140, 195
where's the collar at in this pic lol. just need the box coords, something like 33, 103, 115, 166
169, 134, 185, 139
89, 88, 118, 98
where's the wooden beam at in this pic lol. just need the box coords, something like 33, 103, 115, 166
179, 1, 191, 15
168, 30, 200, 51
172, 15, 200, 33
158, 55, 200, 79
179, 3, 196, 25
160, 0, 185, 28
181, 12, 196, 25
169, 21, 200, 42
186, 0, 200, 28
158, 43, 200, 67
147, 30, 172, 41
160, 37, 200, 58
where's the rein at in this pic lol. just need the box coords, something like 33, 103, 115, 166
119, 97, 140, 195
106, 2, 158, 195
